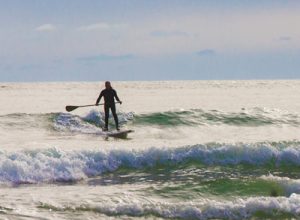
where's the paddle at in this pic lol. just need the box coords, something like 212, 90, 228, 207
65, 102, 121, 112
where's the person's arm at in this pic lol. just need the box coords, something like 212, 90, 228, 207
113, 90, 122, 104
96, 91, 103, 105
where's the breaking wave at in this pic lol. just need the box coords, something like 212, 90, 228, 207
1, 142, 300, 185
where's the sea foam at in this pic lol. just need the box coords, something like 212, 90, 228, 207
38, 194, 300, 219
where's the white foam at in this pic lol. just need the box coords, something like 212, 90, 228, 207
54, 111, 134, 134
40, 194, 300, 219
54, 113, 103, 134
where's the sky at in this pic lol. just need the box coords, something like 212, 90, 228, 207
0, 0, 300, 82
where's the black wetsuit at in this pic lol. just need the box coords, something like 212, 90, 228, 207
96, 88, 121, 129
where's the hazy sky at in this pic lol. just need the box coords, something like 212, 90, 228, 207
0, 0, 300, 82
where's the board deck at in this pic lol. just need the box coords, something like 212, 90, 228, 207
104, 129, 134, 138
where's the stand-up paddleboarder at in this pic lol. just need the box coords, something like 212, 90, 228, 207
96, 81, 122, 131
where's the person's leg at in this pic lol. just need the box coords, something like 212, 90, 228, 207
104, 105, 109, 131
111, 105, 119, 130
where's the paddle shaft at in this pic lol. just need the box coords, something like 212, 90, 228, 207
66, 102, 121, 112
77, 104, 103, 108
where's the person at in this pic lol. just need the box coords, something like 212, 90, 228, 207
96, 81, 122, 131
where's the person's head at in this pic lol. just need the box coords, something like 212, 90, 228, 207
105, 81, 112, 89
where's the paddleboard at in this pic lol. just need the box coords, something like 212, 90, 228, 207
104, 129, 134, 139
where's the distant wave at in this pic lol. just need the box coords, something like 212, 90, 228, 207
0, 113, 55, 130
1, 108, 299, 134
1, 142, 300, 185
62, 108, 300, 130
38, 194, 300, 219
55, 108, 300, 134
133, 108, 300, 127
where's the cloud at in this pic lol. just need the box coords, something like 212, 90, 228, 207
197, 49, 216, 56
78, 22, 127, 31
5, 5, 300, 62
19, 64, 41, 71
35, 24, 57, 32
279, 36, 292, 41
150, 30, 189, 37
77, 54, 134, 62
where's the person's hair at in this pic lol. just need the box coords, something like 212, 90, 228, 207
105, 81, 112, 89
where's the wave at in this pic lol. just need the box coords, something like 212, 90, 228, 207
150, 175, 300, 198
1, 142, 300, 185
0, 107, 299, 134
0, 113, 55, 130
260, 174, 300, 196
133, 108, 300, 127
37, 194, 300, 219
0, 111, 131, 133
55, 108, 300, 131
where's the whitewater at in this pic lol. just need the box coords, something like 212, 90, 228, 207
1, 80, 300, 219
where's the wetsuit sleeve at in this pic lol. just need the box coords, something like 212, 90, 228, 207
113, 90, 121, 102
96, 91, 103, 105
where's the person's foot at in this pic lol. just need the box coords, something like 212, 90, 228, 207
116, 127, 120, 131
103, 127, 108, 131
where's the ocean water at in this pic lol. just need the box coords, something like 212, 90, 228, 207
0, 80, 300, 219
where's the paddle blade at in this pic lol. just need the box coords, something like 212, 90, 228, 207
65, 105, 78, 112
